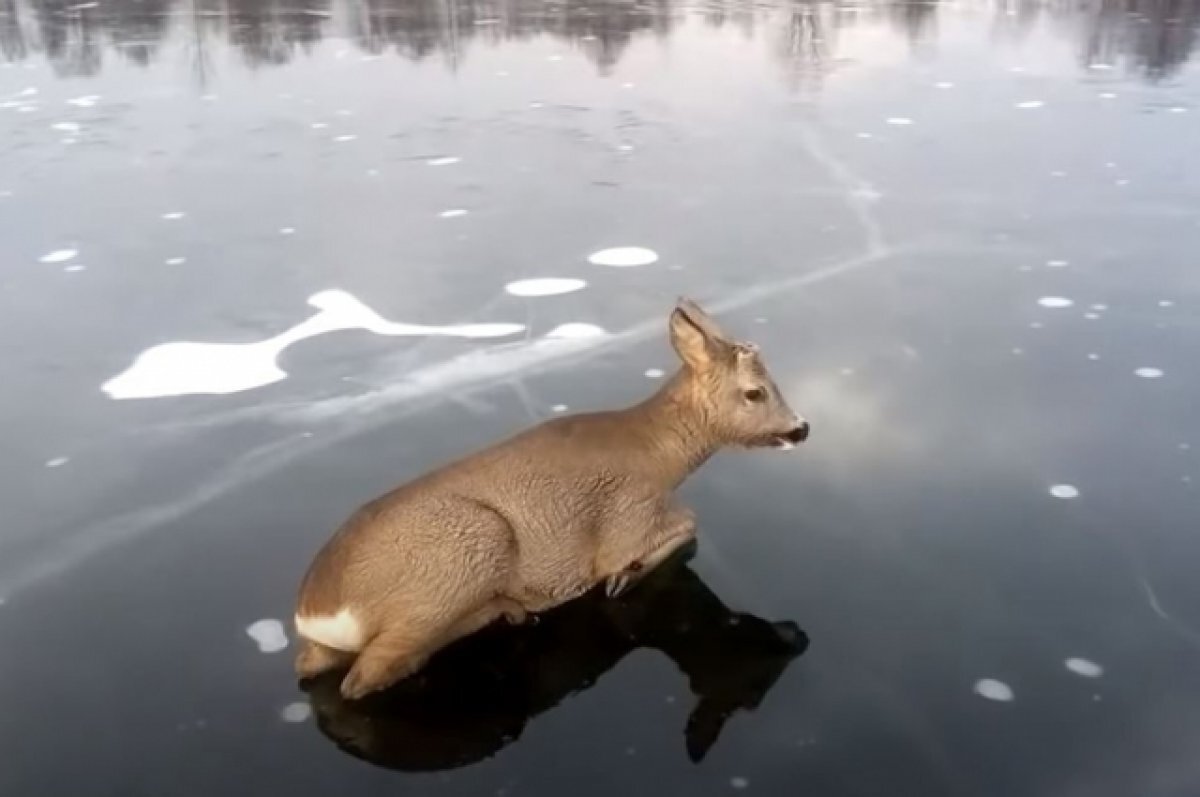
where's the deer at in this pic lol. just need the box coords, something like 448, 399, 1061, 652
294, 297, 809, 701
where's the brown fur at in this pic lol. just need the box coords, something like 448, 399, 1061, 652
294, 298, 808, 700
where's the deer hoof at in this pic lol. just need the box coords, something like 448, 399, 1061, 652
605, 572, 633, 598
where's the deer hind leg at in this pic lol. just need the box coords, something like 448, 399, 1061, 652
339, 623, 437, 701
295, 639, 356, 680
338, 596, 525, 700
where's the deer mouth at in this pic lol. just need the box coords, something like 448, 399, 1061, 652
770, 423, 810, 450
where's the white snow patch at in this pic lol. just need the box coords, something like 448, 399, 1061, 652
51, 122, 80, 133
39, 249, 78, 264
1065, 658, 1103, 678
974, 679, 1014, 701
101, 290, 525, 399
551, 404, 569, 413
428, 156, 460, 166
1016, 101, 1045, 109
280, 227, 296, 235
644, 368, 665, 379
45, 457, 69, 468
334, 134, 357, 142
246, 619, 288, 653
439, 209, 468, 219
1134, 367, 1164, 379
587, 247, 658, 268
166, 257, 186, 265
504, 278, 586, 297
886, 117, 913, 126
1050, 484, 1080, 499
162, 212, 185, 220
1038, 297, 1073, 309
1158, 300, 1174, 308
1045, 259, 1069, 268
546, 322, 607, 339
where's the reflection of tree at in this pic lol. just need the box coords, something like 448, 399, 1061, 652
2, 0, 1198, 85
342, 0, 670, 75
31, 0, 103, 76
774, 1, 834, 94
1082, 0, 1200, 80
223, 0, 329, 68
105, 0, 172, 67
1, 0, 29, 62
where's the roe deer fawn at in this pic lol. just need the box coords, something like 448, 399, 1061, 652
295, 298, 808, 700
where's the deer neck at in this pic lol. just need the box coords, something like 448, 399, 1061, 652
624, 370, 721, 489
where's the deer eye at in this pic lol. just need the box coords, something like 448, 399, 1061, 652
744, 387, 766, 402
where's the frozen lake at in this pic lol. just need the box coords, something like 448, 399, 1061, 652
1, 0, 1198, 794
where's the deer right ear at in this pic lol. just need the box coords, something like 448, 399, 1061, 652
670, 305, 713, 370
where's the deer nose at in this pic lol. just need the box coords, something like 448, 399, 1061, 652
784, 421, 810, 444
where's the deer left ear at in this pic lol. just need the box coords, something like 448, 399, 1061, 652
669, 306, 711, 370
669, 298, 733, 370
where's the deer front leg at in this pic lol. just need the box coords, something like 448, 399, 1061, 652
604, 505, 697, 598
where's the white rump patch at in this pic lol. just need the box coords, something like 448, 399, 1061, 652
296, 608, 365, 652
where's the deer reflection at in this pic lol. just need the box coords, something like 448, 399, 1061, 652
300, 547, 807, 771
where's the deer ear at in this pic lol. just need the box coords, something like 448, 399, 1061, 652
669, 299, 729, 370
